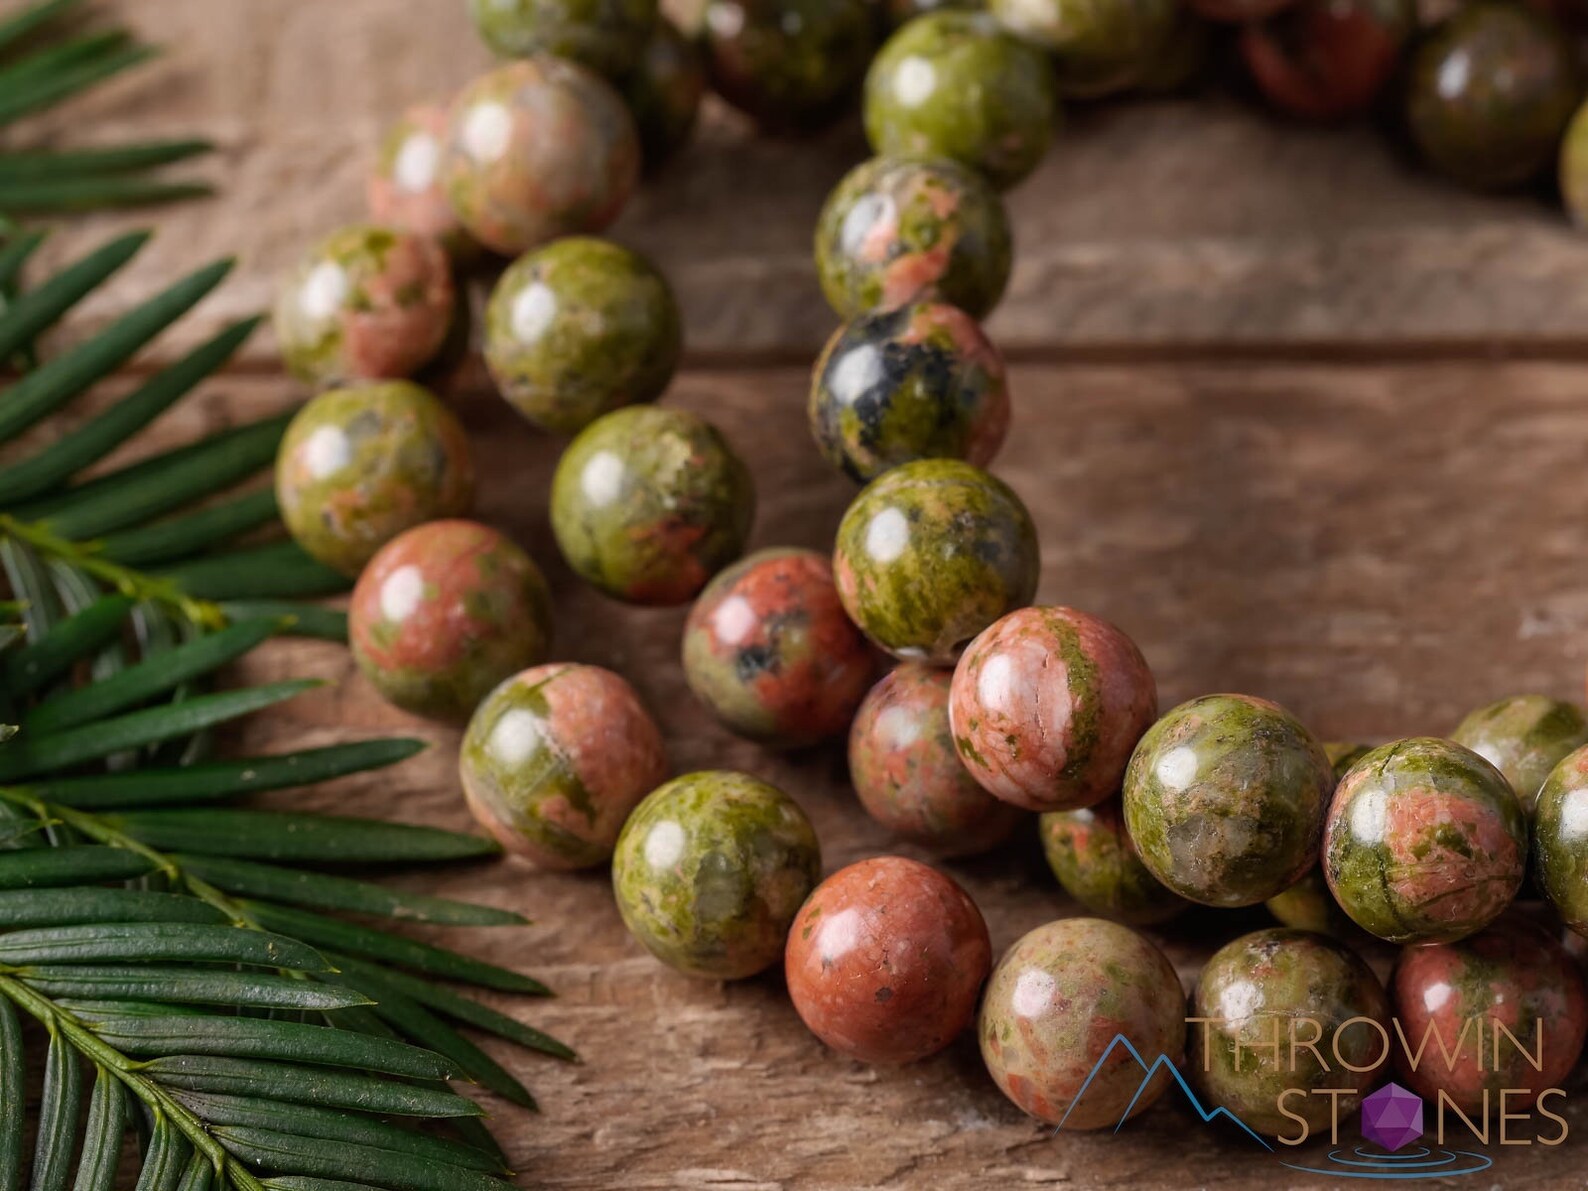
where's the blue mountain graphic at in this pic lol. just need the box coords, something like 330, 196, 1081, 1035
1053, 1032, 1275, 1153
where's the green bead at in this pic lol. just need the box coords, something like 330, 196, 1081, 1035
809, 300, 1009, 482
1323, 737, 1527, 944
1450, 694, 1588, 813
274, 381, 476, 576
1191, 929, 1389, 1138
1533, 743, 1588, 935
611, 770, 821, 978
833, 458, 1038, 663
273, 224, 455, 389
815, 155, 1012, 320
1405, 3, 1579, 190
469, 0, 659, 76
550, 406, 755, 605
989, 0, 1179, 97
485, 237, 682, 435
702, 0, 876, 132
623, 17, 706, 167
864, 12, 1057, 190
1039, 800, 1189, 926
1122, 693, 1333, 908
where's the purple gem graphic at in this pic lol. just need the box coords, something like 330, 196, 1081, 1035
1360, 1082, 1424, 1152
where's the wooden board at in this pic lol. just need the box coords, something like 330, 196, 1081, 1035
11, 0, 1588, 1185
21, 0, 1588, 362
173, 359, 1586, 1190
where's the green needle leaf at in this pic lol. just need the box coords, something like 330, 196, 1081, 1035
0, 997, 22, 1191
156, 541, 348, 602
0, 231, 147, 366
244, 903, 545, 995
0, 0, 85, 57
219, 601, 346, 643
0, 42, 156, 129
70, 1067, 126, 1191
24, 616, 278, 735
167, 1093, 503, 1174
31, 1027, 82, 1191
173, 1152, 209, 1191
0, 889, 227, 928
0, 178, 210, 214
212, 1128, 513, 1191
0, 228, 47, 292
86, 1014, 458, 1079
173, 856, 527, 927
17, 966, 371, 1011
0, 923, 329, 970
143, 1056, 484, 1119
1, 593, 132, 698
107, 811, 496, 865
323, 970, 537, 1111
0, 679, 319, 781
0, 256, 232, 444
1, 538, 60, 638
38, 414, 290, 541
97, 487, 279, 568
0, 316, 260, 506
29, 738, 425, 810
331, 956, 572, 1061
131, 1117, 187, 1191
0, 846, 157, 889
0, 139, 212, 181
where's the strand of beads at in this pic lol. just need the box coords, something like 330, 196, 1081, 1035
262, 0, 1588, 1151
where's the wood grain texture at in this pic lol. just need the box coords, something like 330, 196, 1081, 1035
159, 359, 1586, 1190
18, 0, 1588, 362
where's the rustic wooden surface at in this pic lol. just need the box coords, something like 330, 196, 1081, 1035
15, 0, 1588, 1187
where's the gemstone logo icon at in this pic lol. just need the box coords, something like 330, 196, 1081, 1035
1360, 1082, 1424, 1152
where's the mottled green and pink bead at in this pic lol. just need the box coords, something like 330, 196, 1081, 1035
702, 0, 875, 132
273, 225, 455, 388
1405, 3, 1579, 190
1391, 916, 1588, 1112
1450, 694, 1588, 813
349, 520, 553, 722
1040, 800, 1188, 926
1323, 737, 1527, 945
833, 459, 1038, 664
815, 155, 1013, 321
1122, 694, 1333, 908
442, 58, 639, 256
550, 406, 755, 605
624, 18, 706, 167
864, 12, 1057, 190
274, 381, 476, 576
849, 664, 1025, 855
1266, 742, 1373, 938
1191, 929, 1390, 1138
485, 236, 681, 434
950, 606, 1157, 813
367, 106, 478, 259
460, 663, 668, 868
979, 918, 1184, 1127
989, 0, 1178, 97
468, 0, 658, 76
612, 770, 821, 978
1533, 743, 1588, 935
682, 548, 874, 747
810, 301, 1009, 483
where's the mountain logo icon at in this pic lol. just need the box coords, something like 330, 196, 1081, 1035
1053, 1032, 1274, 1151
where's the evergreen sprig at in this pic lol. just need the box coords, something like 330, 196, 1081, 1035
0, 230, 569, 1188
0, 0, 212, 219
